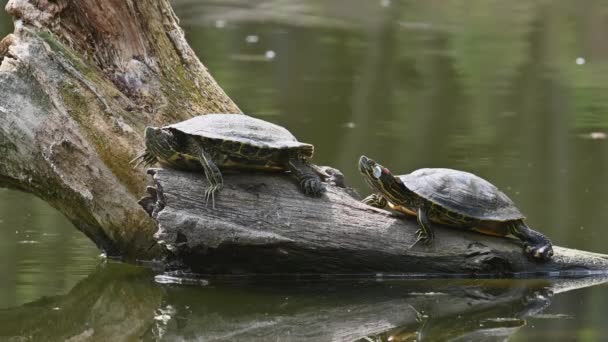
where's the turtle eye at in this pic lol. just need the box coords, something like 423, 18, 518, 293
372, 165, 382, 179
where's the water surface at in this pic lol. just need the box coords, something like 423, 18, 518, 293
1, 0, 608, 340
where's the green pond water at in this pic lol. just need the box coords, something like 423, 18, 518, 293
2, 0, 608, 340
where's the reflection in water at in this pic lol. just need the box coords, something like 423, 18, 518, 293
1, 263, 607, 341
0, 264, 161, 341
1, 0, 608, 340
0, 189, 100, 309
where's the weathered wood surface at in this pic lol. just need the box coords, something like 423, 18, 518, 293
0, 0, 240, 259
143, 168, 608, 275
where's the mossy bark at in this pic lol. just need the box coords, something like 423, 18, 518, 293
0, 0, 240, 259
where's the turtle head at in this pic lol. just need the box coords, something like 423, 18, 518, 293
358, 155, 397, 191
144, 126, 179, 163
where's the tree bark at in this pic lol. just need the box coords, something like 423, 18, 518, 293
0, 0, 240, 259
144, 168, 608, 275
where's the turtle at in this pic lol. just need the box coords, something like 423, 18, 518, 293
358, 155, 553, 260
131, 114, 326, 206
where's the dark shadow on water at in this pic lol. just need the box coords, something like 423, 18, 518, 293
1, 263, 606, 341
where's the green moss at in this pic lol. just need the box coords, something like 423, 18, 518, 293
37, 31, 97, 79
59, 82, 87, 123
57, 82, 158, 258
59, 81, 144, 196
97, 141, 145, 196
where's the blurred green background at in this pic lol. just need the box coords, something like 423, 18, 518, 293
173, 0, 608, 255
0, 0, 607, 340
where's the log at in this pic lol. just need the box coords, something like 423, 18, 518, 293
0, 0, 240, 259
142, 167, 608, 275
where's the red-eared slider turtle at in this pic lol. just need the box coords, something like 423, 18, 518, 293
131, 114, 326, 206
358, 155, 553, 260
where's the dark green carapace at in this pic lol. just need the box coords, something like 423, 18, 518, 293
359, 155, 553, 261
132, 114, 326, 207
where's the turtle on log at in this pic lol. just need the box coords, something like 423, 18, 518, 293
358, 155, 553, 261
132, 114, 326, 207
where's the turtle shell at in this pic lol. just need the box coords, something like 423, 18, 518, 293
398, 168, 524, 222
166, 114, 313, 156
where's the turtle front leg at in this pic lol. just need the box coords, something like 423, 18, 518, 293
411, 206, 435, 248
130, 150, 157, 168
199, 149, 224, 208
509, 221, 553, 261
362, 194, 388, 209
286, 159, 326, 197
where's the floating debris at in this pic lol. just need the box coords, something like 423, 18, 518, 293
17, 240, 39, 244
579, 132, 606, 140
154, 274, 210, 286
154, 305, 176, 324
589, 132, 606, 139
154, 313, 172, 322
343, 122, 356, 129
215, 19, 226, 29
409, 292, 447, 296
265, 50, 276, 60
245, 35, 259, 44
576, 57, 586, 65
230, 53, 274, 62
532, 313, 572, 320
480, 317, 525, 328
381, 0, 391, 7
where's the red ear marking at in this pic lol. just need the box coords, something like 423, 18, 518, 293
382, 167, 390, 174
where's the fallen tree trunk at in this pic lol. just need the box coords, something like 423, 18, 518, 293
0, 0, 240, 259
143, 168, 608, 275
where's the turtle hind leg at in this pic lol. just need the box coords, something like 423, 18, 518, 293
509, 221, 553, 261
199, 149, 224, 209
286, 159, 326, 197
410, 206, 435, 248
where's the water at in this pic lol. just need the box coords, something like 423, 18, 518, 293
1, 0, 608, 340
1, 263, 607, 341
0, 189, 100, 308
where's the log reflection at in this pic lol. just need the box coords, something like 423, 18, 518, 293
1, 264, 606, 341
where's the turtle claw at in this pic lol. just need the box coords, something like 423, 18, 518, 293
203, 183, 222, 209
130, 151, 157, 169
205, 188, 213, 209
525, 244, 554, 261
416, 228, 434, 245
409, 236, 424, 249
409, 228, 434, 249
362, 194, 387, 209
301, 177, 326, 197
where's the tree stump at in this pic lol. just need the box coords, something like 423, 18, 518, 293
0, 0, 240, 259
